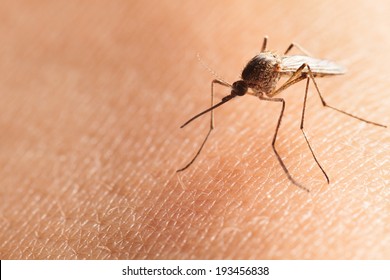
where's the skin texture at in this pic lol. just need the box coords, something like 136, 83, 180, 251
0, 0, 389, 259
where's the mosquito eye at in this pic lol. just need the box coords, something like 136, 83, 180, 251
232, 80, 248, 96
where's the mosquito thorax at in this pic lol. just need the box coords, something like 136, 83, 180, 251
241, 52, 282, 96
231, 80, 248, 96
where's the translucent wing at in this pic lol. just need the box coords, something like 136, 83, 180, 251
281, 55, 346, 75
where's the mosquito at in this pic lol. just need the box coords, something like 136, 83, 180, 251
177, 36, 386, 192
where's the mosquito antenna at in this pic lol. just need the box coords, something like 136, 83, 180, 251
196, 53, 229, 84
181, 94, 236, 128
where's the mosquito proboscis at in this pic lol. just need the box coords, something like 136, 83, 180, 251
177, 36, 387, 192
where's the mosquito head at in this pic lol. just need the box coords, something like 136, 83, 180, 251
231, 80, 248, 97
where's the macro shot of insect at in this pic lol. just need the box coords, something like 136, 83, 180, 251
177, 36, 386, 192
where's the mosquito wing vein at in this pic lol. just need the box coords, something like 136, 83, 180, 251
281, 55, 346, 75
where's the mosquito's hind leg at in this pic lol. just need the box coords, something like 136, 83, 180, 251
284, 42, 312, 56
305, 66, 387, 128
177, 79, 231, 172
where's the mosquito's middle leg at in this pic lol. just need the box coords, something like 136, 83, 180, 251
300, 77, 330, 183
177, 79, 231, 172
269, 64, 330, 185
259, 96, 310, 192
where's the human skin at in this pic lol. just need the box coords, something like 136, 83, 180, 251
0, 0, 389, 259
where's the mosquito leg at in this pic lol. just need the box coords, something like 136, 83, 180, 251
305, 66, 387, 128
300, 77, 330, 183
270, 64, 329, 185
259, 96, 310, 192
177, 79, 231, 172
268, 63, 307, 97
284, 42, 312, 56
261, 36, 268, 52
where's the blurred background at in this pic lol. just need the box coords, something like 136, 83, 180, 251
0, 0, 389, 259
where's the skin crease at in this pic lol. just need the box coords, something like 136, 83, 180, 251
0, 0, 389, 259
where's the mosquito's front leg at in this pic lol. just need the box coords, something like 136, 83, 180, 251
177, 79, 231, 172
